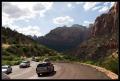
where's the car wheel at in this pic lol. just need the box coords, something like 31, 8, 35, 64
37, 73, 40, 77
52, 67, 54, 72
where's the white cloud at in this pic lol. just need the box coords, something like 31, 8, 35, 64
2, 2, 53, 36
98, 6, 109, 13
110, 2, 115, 8
67, 3, 72, 8
75, 2, 84, 5
53, 16, 74, 26
83, 2, 100, 11
103, 2, 110, 6
16, 26, 42, 36
92, 6, 102, 11
2, 2, 53, 26
83, 21, 94, 27
3, 22, 42, 36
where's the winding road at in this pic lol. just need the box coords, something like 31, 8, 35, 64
8, 61, 110, 79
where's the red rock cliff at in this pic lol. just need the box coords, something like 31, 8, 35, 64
91, 2, 119, 37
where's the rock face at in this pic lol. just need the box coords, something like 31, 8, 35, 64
69, 2, 119, 60
91, 2, 119, 49
91, 2, 119, 37
36, 24, 89, 51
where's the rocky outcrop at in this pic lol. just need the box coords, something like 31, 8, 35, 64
69, 2, 119, 60
91, 2, 119, 37
36, 24, 89, 51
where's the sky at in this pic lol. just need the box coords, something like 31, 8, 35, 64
2, 2, 116, 36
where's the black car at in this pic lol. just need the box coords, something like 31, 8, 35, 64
36, 62, 54, 76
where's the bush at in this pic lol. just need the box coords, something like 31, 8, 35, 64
2, 60, 22, 66
2, 55, 14, 61
101, 57, 118, 74
83, 60, 95, 65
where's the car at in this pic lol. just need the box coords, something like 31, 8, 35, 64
32, 57, 35, 61
2, 73, 10, 79
2, 65, 12, 74
19, 61, 30, 68
43, 58, 51, 63
36, 62, 54, 76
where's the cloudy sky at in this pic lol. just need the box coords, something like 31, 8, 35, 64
2, 2, 115, 36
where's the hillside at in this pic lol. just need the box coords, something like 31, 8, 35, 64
1, 27, 60, 65
2, 27, 80, 65
1, 27, 37, 44
69, 2, 119, 60
35, 24, 90, 51
68, 2, 119, 74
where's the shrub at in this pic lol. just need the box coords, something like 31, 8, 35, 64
101, 57, 118, 74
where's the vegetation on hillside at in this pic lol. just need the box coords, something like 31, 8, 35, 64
1, 26, 59, 65
1, 27, 37, 44
74, 35, 119, 74
1, 26, 80, 66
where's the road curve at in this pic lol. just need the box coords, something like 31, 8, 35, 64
8, 61, 110, 79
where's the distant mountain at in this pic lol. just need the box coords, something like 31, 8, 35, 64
35, 24, 90, 51
27, 35, 38, 40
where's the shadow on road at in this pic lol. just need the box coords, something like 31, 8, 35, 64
38, 71, 56, 77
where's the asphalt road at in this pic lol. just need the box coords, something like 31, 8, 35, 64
8, 61, 110, 79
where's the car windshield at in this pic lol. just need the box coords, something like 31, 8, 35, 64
21, 62, 26, 64
22, 61, 29, 63
43, 58, 50, 62
2, 66, 8, 69
37, 63, 50, 67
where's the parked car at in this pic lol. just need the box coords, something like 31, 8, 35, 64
19, 61, 30, 68
2, 65, 12, 74
36, 62, 54, 76
2, 73, 10, 79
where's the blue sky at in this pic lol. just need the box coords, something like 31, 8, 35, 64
2, 2, 115, 36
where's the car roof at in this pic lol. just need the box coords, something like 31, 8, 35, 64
22, 61, 29, 62
43, 58, 50, 60
39, 62, 50, 64
2, 65, 10, 67
37, 62, 51, 66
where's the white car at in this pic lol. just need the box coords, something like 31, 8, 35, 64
19, 61, 30, 68
2, 65, 12, 74
36, 62, 54, 76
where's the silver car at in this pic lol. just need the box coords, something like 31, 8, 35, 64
36, 62, 54, 76
2, 65, 12, 74
19, 61, 30, 68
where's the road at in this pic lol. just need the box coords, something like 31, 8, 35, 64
8, 61, 110, 79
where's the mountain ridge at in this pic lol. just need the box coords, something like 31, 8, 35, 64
35, 24, 89, 51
